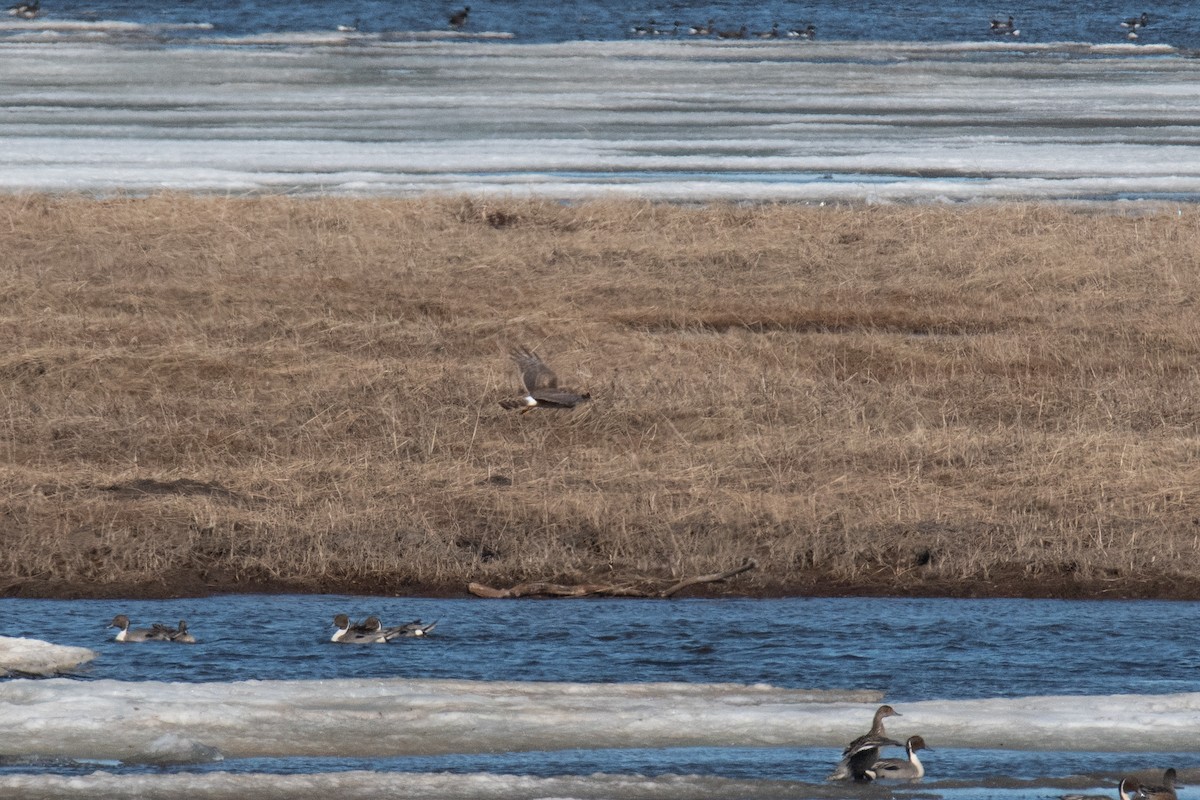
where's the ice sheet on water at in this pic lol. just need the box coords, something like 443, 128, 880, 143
1, 678, 1197, 763
0, 636, 96, 677
0, 770, 811, 800
0, 39, 1198, 201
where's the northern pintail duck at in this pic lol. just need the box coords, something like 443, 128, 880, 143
331, 613, 388, 643
755, 23, 780, 38
7, 0, 39, 18
867, 735, 929, 781
359, 615, 438, 640
1061, 777, 1142, 800
828, 704, 903, 781
1140, 769, 1180, 800
689, 19, 714, 35
990, 15, 1019, 35
630, 19, 655, 35
448, 6, 469, 29
108, 614, 172, 643
787, 24, 816, 39
1120, 12, 1149, 28
158, 619, 196, 644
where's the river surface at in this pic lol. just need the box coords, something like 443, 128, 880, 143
0, 596, 1196, 799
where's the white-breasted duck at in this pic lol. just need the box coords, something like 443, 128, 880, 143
866, 735, 930, 780
331, 613, 387, 643
7, 0, 39, 18
787, 24, 816, 39
1120, 13, 1149, 28
108, 614, 172, 643
689, 19, 713, 35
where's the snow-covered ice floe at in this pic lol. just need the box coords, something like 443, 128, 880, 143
1, 678, 1197, 762
0, 636, 96, 677
3, 39, 1200, 201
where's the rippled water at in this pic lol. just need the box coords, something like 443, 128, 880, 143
2, 596, 1197, 798
3, 0, 1198, 47
7, 595, 1196, 696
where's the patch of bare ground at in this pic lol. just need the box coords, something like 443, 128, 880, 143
3, 194, 1200, 599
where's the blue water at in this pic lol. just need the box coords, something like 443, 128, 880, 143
9, 0, 1200, 49
9, 595, 1199, 699
3, 595, 1198, 794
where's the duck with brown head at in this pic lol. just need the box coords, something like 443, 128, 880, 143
827, 704, 903, 781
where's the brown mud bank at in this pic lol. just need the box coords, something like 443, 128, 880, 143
7, 568, 1200, 602
4, 195, 1200, 602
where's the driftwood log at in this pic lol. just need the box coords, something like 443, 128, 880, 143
468, 559, 757, 599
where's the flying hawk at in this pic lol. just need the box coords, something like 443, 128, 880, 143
499, 346, 591, 412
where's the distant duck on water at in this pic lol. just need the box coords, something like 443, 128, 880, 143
754, 22, 779, 38
7, 0, 39, 18
716, 25, 746, 39
787, 24, 816, 39
1120, 12, 1149, 29
448, 5, 469, 29
688, 19, 713, 34
990, 15, 1019, 35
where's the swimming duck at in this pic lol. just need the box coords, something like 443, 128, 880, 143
1120, 12, 1149, 28
448, 6, 469, 29
787, 24, 816, 39
164, 620, 197, 644
716, 25, 746, 39
331, 613, 388, 643
358, 615, 438, 640
990, 15, 1019, 36
108, 614, 172, 643
866, 735, 929, 781
827, 704, 903, 781
7, 0, 39, 18
630, 19, 655, 35
389, 619, 438, 638
1139, 769, 1180, 800
755, 23, 779, 38
688, 19, 713, 35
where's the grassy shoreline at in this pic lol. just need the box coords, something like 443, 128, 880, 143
4, 194, 1200, 601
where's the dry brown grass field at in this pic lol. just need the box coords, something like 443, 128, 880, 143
3, 193, 1200, 599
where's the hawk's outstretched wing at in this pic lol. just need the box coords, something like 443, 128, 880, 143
511, 346, 559, 392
